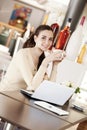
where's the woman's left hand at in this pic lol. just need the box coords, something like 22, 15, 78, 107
47, 47, 66, 61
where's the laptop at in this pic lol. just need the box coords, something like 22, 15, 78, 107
20, 80, 75, 106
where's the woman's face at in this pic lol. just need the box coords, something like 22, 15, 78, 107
34, 30, 53, 51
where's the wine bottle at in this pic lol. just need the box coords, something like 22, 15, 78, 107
50, 23, 59, 47
66, 16, 86, 61
77, 41, 87, 64
55, 18, 72, 50
42, 11, 50, 25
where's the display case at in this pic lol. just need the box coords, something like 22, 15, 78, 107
0, 22, 24, 47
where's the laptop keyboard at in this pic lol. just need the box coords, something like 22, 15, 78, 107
34, 101, 69, 116
20, 89, 34, 96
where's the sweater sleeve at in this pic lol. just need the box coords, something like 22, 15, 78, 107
17, 49, 47, 90
30, 64, 47, 90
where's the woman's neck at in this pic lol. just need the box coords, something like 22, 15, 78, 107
30, 47, 43, 68
32, 46, 43, 58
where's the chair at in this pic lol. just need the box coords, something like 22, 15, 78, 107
77, 120, 87, 130
0, 50, 12, 81
12, 37, 24, 57
9, 37, 24, 57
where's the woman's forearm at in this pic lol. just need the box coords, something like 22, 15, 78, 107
31, 64, 47, 90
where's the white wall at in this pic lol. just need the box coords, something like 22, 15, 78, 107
20, 0, 69, 26
80, 4, 87, 42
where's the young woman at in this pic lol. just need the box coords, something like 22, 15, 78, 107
0, 25, 65, 91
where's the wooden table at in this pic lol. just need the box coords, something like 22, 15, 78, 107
0, 91, 87, 130
0, 93, 70, 130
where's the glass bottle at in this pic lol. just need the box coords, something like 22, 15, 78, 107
42, 11, 50, 25
77, 41, 87, 64
50, 23, 59, 47
55, 18, 72, 50
66, 16, 86, 61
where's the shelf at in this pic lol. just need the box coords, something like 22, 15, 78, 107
0, 22, 24, 47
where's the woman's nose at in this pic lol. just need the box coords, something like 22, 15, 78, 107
45, 39, 49, 45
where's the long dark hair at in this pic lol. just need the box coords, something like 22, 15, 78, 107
23, 25, 53, 69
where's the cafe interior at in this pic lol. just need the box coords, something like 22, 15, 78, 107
0, 0, 87, 130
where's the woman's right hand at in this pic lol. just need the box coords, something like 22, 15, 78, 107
42, 49, 66, 67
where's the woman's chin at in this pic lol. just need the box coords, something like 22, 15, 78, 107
41, 47, 48, 51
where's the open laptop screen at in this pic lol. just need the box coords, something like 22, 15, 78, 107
21, 80, 75, 106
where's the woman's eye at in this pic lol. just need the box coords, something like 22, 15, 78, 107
49, 38, 53, 42
41, 36, 53, 42
41, 36, 46, 40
